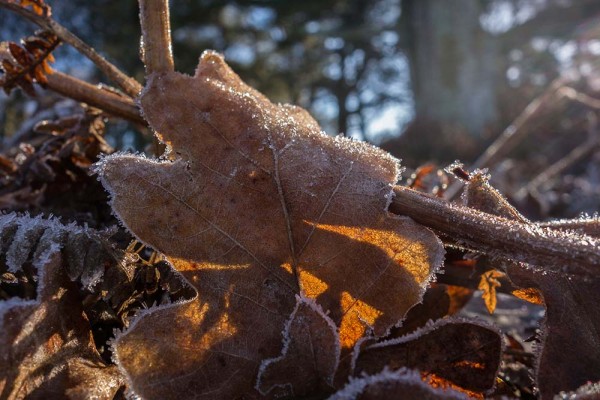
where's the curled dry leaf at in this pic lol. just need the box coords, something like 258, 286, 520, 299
328, 368, 468, 400
0, 31, 58, 96
460, 170, 528, 224
460, 169, 600, 398
0, 214, 124, 399
0, 110, 114, 227
391, 284, 452, 337
352, 318, 502, 394
96, 51, 444, 399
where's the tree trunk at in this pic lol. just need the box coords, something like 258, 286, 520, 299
401, 0, 501, 137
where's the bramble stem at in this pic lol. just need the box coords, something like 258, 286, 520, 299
391, 186, 600, 276
46, 72, 145, 124
138, 0, 174, 75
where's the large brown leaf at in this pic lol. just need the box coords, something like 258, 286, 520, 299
96, 51, 444, 399
0, 214, 124, 399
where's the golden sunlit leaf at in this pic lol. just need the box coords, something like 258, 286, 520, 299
511, 287, 544, 305
339, 290, 383, 348
96, 51, 444, 399
478, 270, 505, 314
18, 0, 51, 16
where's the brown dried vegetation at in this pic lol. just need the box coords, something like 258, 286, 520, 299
1, 1, 600, 399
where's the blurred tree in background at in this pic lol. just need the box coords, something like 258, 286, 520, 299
2, 0, 600, 165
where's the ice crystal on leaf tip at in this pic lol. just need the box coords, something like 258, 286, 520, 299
95, 51, 444, 399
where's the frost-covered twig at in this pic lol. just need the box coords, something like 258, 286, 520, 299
391, 186, 600, 275
0, 0, 142, 97
138, 0, 174, 75
47, 71, 144, 124
536, 218, 600, 238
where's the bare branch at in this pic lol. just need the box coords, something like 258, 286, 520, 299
0, 0, 142, 97
46, 72, 145, 124
138, 0, 174, 75
559, 86, 600, 109
471, 78, 565, 170
518, 138, 599, 198
445, 78, 565, 199
390, 186, 600, 276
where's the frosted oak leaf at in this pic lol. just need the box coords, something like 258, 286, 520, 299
95, 51, 444, 399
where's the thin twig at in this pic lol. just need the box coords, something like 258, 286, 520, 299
46, 71, 145, 124
390, 186, 600, 276
560, 87, 600, 109
472, 78, 565, 169
517, 106, 600, 199
137, 0, 173, 157
445, 78, 565, 200
138, 0, 174, 75
517, 138, 599, 198
0, 0, 142, 97
445, 82, 600, 201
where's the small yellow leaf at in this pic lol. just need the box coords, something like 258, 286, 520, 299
478, 270, 505, 314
